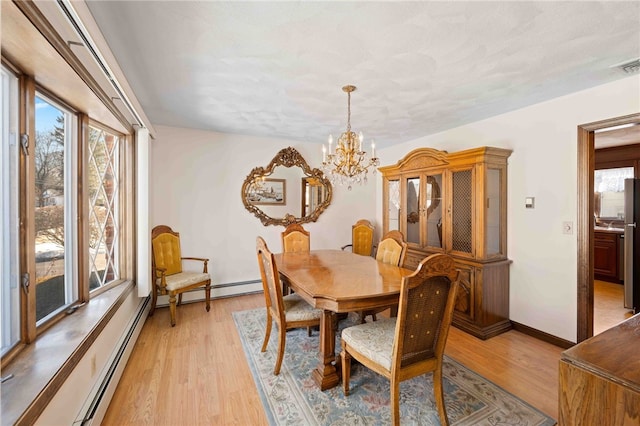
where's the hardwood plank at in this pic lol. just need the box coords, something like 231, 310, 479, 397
103, 293, 563, 424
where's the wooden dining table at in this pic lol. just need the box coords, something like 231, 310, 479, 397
273, 249, 414, 390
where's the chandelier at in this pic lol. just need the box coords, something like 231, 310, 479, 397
322, 85, 379, 190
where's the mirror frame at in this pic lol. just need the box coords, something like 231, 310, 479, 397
241, 147, 333, 226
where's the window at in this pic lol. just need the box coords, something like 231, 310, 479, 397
594, 167, 634, 220
1, 65, 20, 356
34, 94, 78, 323
88, 125, 120, 291
1, 68, 131, 361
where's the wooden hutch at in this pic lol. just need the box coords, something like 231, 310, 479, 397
380, 146, 512, 339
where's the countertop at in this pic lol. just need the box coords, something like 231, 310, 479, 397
561, 313, 640, 392
594, 226, 624, 234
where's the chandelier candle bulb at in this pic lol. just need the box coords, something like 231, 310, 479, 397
322, 144, 326, 162
371, 140, 375, 158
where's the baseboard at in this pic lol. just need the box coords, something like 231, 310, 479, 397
75, 296, 151, 425
155, 279, 262, 307
511, 321, 575, 349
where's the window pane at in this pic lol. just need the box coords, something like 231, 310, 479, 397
35, 95, 76, 322
88, 126, 120, 290
1, 66, 21, 355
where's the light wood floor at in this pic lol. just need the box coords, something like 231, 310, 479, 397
593, 279, 634, 335
102, 293, 566, 425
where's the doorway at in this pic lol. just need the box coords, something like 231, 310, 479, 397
577, 112, 640, 342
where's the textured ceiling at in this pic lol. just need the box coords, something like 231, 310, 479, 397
85, 1, 640, 148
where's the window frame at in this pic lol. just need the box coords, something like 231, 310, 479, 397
1, 69, 135, 365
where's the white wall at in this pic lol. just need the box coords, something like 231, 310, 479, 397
150, 126, 377, 293
376, 75, 640, 342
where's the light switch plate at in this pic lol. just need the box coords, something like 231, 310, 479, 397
525, 197, 535, 209
563, 221, 573, 235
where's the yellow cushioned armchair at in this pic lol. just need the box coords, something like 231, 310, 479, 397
341, 219, 375, 256
151, 225, 211, 326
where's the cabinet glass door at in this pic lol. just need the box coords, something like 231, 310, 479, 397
425, 173, 443, 249
486, 168, 502, 256
405, 176, 421, 245
387, 179, 400, 232
451, 169, 473, 255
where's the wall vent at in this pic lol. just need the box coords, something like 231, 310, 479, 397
617, 58, 640, 74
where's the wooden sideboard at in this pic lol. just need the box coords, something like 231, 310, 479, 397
558, 314, 640, 425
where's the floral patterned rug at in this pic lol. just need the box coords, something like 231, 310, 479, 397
233, 308, 556, 426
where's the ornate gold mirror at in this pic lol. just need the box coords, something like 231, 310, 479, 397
242, 147, 333, 226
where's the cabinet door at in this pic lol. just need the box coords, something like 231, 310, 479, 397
384, 178, 401, 233
425, 173, 444, 250
453, 262, 475, 321
485, 166, 506, 258
450, 167, 475, 257
404, 175, 422, 247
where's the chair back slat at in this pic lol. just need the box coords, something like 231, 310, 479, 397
256, 237, 286, 322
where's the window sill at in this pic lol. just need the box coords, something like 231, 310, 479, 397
1, 281, 135, 425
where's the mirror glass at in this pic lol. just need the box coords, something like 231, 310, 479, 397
594, 167, 633, 220
242, 147, 332, 226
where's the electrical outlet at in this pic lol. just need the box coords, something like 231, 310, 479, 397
563, 221, 573, 235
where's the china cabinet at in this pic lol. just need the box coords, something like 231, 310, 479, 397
380, 147, 512, 339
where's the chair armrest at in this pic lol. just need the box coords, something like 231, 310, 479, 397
154, 266, 168, 291
341, 244, 353, 251
181, 257, 209, 273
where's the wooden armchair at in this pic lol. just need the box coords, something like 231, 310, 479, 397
341, 219, 375, 256
281, 223, 310, 253
150, 225, 211, 326
256, 237, 322, 375
341, 254, 459, 426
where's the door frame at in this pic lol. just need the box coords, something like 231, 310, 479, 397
577, 112, 640, 342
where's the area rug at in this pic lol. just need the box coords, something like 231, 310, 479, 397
233, 308, 556, 426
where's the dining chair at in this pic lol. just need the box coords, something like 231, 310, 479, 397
341, 219, 375, 256
340, 253, 459, 426
256, 236, 322, 375
361, 230, 408, 322
150, 225, 211, 326
281, 223, 310, 253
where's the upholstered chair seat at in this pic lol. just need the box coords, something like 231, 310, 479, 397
341, 318, 396, 369
282, 293, 323, 322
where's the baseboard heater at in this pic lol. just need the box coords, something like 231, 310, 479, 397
75, 296, 150, 425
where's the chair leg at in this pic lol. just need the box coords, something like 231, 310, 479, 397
341, 342, 351, 396
149, 287, 158, 317
433, 367, 449, 426
390, 377, 400, 426
261, 310, 272, 353
274, 323, 286, 375
204, 282, 211, 312
177, 293, 183, 306
168, 293, 177, 327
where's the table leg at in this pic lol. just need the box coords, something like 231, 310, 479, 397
312, 309, 340, 390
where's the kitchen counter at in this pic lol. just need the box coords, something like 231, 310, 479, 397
594, 225, 624, 233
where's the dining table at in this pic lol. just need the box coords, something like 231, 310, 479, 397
273, 249, 415, 390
